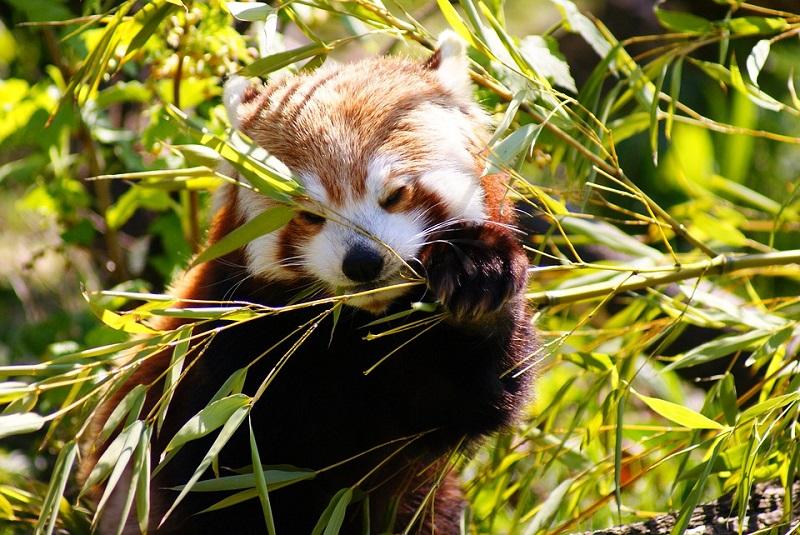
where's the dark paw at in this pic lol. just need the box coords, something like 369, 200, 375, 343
420, 222, 528, 320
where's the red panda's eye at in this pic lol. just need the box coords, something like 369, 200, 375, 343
297, 210, 325, 225
381, 185, 409, 210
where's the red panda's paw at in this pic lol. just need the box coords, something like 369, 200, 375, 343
421, 222, 528, 321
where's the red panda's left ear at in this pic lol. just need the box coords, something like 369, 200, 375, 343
223, 75, 264, 130
425, 30, 472, 99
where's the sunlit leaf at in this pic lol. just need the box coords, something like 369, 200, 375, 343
633, 391, 725, 430
0, 412, 45, 440
191, 205, 294, 267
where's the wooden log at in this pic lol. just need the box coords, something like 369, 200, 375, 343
583, 481, 799, 534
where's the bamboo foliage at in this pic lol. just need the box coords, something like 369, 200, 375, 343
0, 0, 799, 533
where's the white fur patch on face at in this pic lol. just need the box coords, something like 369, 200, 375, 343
297, 161, 426, 309
303, 200, 426, 288
412, 105, 486, 222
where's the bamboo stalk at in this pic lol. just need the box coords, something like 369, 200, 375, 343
526, 250, 800, 306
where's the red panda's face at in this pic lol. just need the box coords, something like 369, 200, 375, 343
224, 34, 490, 312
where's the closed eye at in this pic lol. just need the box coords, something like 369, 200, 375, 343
380, 185, 409, 210
297, 210, 326, 225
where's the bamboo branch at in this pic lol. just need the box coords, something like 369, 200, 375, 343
527, 250, 800, 306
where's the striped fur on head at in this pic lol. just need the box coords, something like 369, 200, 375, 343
223, 31, 492, 312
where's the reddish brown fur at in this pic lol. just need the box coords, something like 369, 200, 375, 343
238, 58, 483, 206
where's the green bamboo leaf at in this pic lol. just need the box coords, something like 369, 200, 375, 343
34, 441, 78, 535
156, 326, 192, 433
746, 40, 770, 86
666, 55, 683, 139
173, 467, 315, 492
488, 89, 528, 147
241, 42, 330, 77
106, 187, 174, 230
0, 382, 31, 404
159, 404, 250, 527
248, 417, 276, 535
654, 8, 712, 34
197, 488, 258, 513
522, 477, 573, 535
0, 412, 45, 440
519, 36, 576, 93
739, 392, 800, 424
113, 426, 151, 535
435, 0, 479, 49
135, 427, 151, 534
191, 205, 294, 267
485, 123, 542, 175
91, 421, 145, 523
226, 2, 271, 22
550, 0, 612, 60
161, 394, 251, 461
174, 145, 223, 168
671, 435, 727, 535
663, 329, 772, 372
719, 374, 738, 427
311, 487, 353, 535
98, 384, 147, 445
729, 52, 784, 112
727, 16, 788, 36
126, 1, 177, 56
633, 391, 725, 430
209, 368, 249, 404
650, 61, 669, 166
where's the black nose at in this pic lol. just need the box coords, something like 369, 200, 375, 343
342, 244, 384, 283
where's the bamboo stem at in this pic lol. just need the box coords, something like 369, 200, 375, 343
526, 250, 800, 306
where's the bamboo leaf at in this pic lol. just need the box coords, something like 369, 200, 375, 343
191, 205, 294, 267
633, 391, 725, 430
156, 326, 192, 433
159, 404, 250, 526
135, 428, 151, 534
0, 412, 45, 440
226, 2, 271, 22
209, 368, 249, 404
522, 477, 573, 535
98, 384, 147, 445
435, 0, 479, 49
241, 42, 330, 77
671, 435, 727, 535
248, 417, 276, 535
311, 487, 353, 535
655, 9, 712, 34
92, 421, 145, 523
161, 394, 251, 461
34, 441, 78, 535
746, 40, 770, 86
173, 467, 315, 492
126, 2, 176, 55
664, 329, 773, 372
549, 0, 612, 60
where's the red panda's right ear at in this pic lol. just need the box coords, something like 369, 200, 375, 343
424, 30, 472, 99
223, 75, 264, 130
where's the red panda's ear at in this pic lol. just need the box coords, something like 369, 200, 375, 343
425, 30, 472, 99
223, 75, 264, 129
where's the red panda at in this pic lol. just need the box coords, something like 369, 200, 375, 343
82, 31, 535, 534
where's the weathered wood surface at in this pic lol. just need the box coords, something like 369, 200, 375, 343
582, 481, 799, 534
